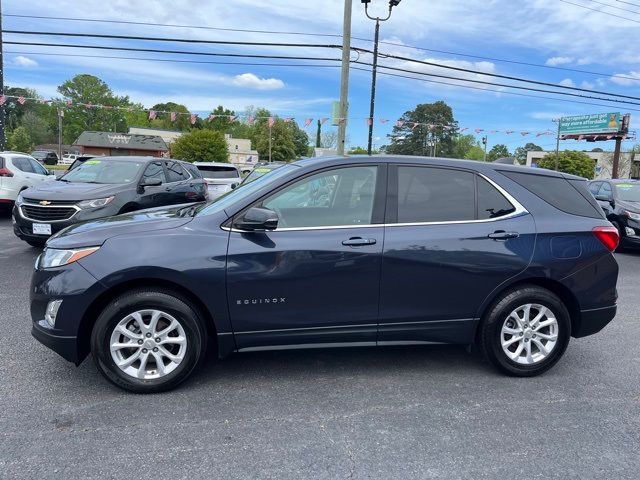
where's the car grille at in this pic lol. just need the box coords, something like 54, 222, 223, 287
23, 197, 78, 205
21, 204, 78, 222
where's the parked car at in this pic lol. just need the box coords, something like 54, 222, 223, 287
193, 162, 241, 199
0, 153, 56, 209
589, 179, 640, 249
60, 153, 80, 165
68, 155, 95, 171
13, 156, 207, 247
30, 156, 618, 393
31, 150, 59, 166
241, 162, 287, 184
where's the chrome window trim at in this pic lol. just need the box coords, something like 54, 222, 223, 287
19, 202, 81, 223
223, 172, 528, 233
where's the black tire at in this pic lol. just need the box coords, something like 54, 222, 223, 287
480, 285, 571, 377
91, 289, 207, 393
25, 239, 46, 248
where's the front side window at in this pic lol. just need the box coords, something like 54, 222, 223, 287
260, 166, 378, 228
588, 182, 602, 195
599, 182, 612, 199
397, 167, 475, 222
29, 159, 49, 176
142, 162, 166, 184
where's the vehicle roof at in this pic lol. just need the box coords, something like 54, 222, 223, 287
193, 162, 239, 168
593, 178, 640, 183
292, 155, 585, 180
81, 156, 186, 164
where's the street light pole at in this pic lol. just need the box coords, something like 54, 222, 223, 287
363, 0, 401, 156
553, 118, 561, 171
268, 122, 272, 163
337, 0, 352, 156
482, 135, 488, 161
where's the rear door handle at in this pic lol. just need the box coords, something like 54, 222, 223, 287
488, 230, 519, 240
342, 237, 377, 246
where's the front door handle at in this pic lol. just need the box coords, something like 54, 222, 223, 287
488, 230, 519, 240
342, 237, 377, 246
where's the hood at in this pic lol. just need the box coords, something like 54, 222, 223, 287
616, 199, 640, 212
46, 203, 196, 249
23, 180, 129, 202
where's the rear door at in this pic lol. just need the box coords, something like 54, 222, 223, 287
11, 157, 37, 188
164, 161, 192, 204
138, 161, 169, 208
378, 165, 536, 344
226, 164, 386, 349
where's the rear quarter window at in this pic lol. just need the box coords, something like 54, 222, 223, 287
499, 171, 604, 219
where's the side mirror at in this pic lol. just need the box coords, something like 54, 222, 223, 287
234, 206, 278, 231
139, 178, 162, 188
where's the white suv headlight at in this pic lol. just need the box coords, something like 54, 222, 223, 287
38, 247, 100, 269
77, 196, 114, 209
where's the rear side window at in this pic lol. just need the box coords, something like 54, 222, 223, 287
143, 162, 166, 184
599, 182, 612, 198
398, 167, 475, 222
500, 171, 603, 219
588, 182, 602, 195
183, 163, 202, 179
12, 157, 34, 173
165, 161, 188, 182
477, 176, 516, 219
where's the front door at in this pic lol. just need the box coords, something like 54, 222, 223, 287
226, 164, 386, 349
378, 165, 536, 344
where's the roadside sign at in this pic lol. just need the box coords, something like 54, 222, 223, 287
559, 113, 621, 135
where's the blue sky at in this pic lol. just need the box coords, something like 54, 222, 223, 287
5, 0, 640, 152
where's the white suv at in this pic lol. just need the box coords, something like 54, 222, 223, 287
0, 153, 56, 206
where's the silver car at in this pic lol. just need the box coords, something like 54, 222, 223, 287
193, 162, 241, 199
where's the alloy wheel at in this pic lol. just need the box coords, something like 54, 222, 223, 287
500, 303, 559, 365
109, 309, 187, 380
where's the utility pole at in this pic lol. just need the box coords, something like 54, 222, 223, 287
268, 122, 272, 163
612, 137, 621, 179
554, 118, 561, 171
57, 108, 63, 160
482, 135, 488, 161
336, 0, 352, 156
0, 0, 5, 151
363, 0, 401, 156
316, 119, 321, 148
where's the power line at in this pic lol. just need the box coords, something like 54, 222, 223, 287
580, 0, 640, 13
615, 0, 640, 8
5, 14, 635, 81
558, 0, 640, 23
5, 50, 343, 68
7, 31, 640, 102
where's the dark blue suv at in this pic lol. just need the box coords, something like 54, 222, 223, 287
30, 156, 619, 392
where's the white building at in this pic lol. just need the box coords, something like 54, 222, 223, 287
526, 150, 639, 180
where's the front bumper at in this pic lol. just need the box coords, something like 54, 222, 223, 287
32, 320, 80, 363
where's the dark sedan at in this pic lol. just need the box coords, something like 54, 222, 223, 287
13, 156, 207, 246
589, 179, 640, 249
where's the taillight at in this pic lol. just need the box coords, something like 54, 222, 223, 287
592, 226, 619, 252
0, 167, 13, 177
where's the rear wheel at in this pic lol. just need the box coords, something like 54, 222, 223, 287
480, 285, 570, 376
91, 289, 206, 393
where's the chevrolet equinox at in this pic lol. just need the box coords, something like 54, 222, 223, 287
30, 156, 619, 392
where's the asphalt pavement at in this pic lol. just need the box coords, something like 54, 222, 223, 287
0, 209, 639, 479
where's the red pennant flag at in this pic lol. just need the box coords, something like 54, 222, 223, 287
536, 132, 544, 137
505, 130, 514, 135
66, 99, 73, 107
379, 118, 389, 124
85, 103, 93, 109
411, 122, 420, 130
170, 112, 177, 122
304, 118, 313, 127
17, 96, 26, 105
474, 128, 484, 134
366, 118, 373, 126
320, 118, 329, 125
207, 114, 215, 122
520, 131, 530, 136
268, 117, 275, 127
0, 96, 6, 106
396, 120, 405, 127
247, 116, 255, 125
460, 127, 468, 133
148, 110, 157, 120
489, 130, 498, 134
577, 135, 584, 141
606, 134, 613, 140
190, 114, 197, 125
442, 125, 451, 130
283, 117, 293, 123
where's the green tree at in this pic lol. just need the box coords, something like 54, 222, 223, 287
288, 121, 310, 158
487, 144, 511, 162
122, 102, 152, 130
57, 74, 130, 143
452, 134, 481, 159
538, 150, 595, 179
7, 126, 33, 152
4, 87, 40, 131
514, 142, 543, 165
464, 145, 486, 161
386, 101, 459, 157
21, 111, 55, 146
204, 105, 236, 133
348, 146, 369, 154
254, 117, 296, 162
171, 129, 229, 163
149, 102, 191, 131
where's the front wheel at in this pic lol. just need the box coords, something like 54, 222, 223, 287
480, 285, 571, 376
91, 289, 207, 393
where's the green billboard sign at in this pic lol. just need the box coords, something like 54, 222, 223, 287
559, 112, 621, 135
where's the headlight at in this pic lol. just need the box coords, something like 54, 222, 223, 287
77, 196, 114, 209
38, 247, 100, 269
624, 210, 640, 221
15, 192, 24, 206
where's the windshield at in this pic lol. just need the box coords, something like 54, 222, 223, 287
61, 159, 144, 184
197, 164, 297, 216
615, 183, 640, 202
243, 166, 280, 184
197, 166, 239, 179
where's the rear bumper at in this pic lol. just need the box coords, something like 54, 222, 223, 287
574, 305, 617, 338
32, 320, 80, 364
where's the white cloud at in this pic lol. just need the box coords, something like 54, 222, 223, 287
610, 71, 640, 86
12, 56, 38, 68
232, 73, 285, 90
530, 112, 566, 120
545, 56, 573, 66
580, 80, 595, 89
559, 78, 575, 87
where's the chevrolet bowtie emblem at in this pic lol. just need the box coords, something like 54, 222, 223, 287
39, 200, 52, 206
